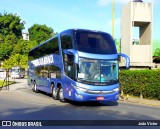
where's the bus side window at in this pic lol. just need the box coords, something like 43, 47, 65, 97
61, 32, 72, 51
64, 54, 74, 79
46, 38, 59, 55
48, 65, 61, 79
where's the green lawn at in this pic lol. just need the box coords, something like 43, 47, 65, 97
0, 80, 15, 87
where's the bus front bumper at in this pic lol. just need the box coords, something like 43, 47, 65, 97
74, 92, 119, 102
72, 89, 119, 102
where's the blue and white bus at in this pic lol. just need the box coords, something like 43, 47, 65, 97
28, 29, 130, 103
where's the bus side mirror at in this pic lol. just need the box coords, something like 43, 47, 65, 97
63, 49, 74, 63
118, 53, 130, 69
63, 49, 79, 64
63, 49, 73, 55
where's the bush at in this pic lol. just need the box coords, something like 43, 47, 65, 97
119, 69, 160, 100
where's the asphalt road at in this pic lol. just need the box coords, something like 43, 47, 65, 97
0, 78, 159, 129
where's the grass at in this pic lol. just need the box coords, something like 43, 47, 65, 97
0, 80, 15, 87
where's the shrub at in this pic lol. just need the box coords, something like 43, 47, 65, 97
119, 69, 160, 100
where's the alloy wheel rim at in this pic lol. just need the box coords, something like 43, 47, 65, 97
60, 88, 64, 99
53, 88, 56, 97
34, 84, 36, 91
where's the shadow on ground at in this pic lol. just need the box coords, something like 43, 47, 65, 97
0, 88, 160, 129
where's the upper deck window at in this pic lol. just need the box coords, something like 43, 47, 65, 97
60, 32, 73, 51
74, 31, 117, 54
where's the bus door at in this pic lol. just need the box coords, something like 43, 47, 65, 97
63, 53, 75, 98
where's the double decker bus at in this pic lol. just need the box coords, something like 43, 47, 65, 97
28, 29, 130, 103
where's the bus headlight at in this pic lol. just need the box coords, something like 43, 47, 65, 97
75, 93, 83, 99
74, 86, 88, 92
113, 88, 119, 92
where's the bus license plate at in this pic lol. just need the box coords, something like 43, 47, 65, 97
96, 97, 104, 100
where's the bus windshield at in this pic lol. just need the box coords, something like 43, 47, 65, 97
74, 31, 117, 54
77, 58, 118, 85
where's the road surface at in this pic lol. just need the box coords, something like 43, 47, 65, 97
0, 78, 159, 129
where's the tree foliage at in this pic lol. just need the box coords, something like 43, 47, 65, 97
3, 54, 27, 69
0, 42, 13, 60
28, 24, 55, 44
0, 12, 24, 61
0, 12, 55, 68
154, 48, 160, 57
2, 40, 38, 69
0, 12, 25, 38
12, 40, 38, 55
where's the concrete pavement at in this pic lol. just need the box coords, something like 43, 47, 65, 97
1, 78, 29, 91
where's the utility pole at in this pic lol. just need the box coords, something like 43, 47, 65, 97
112, 0, 115, 38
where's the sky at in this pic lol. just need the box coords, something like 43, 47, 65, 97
0, 0, 159, 39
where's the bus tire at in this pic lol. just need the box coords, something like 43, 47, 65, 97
51, 84, 58, 100
32, 82, 35, 92
32, 82, 38, 93
58, 86, 66, 103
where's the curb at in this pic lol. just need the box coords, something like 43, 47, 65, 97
119, 97, 160, 107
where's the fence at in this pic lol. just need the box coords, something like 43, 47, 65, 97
0, 69, 10, 91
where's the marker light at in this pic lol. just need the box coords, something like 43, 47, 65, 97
113, 88, 119, 92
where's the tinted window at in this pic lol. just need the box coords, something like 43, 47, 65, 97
35, 66, 41, 77
74, 31, 117, 54
48, 65, 61, 78
35, 65, 61, 78
28, 50, 35, 61
60, 31, 73, 52
37, 45, 45, 58
45, 38, 59, 55
64, 54, 75, 80
28, 37, 59, 61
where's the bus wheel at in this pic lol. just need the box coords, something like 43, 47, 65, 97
32, 82, 38, 93
52, 85, 58, 100
58, 86, 66, 103
32, 82, 35, 92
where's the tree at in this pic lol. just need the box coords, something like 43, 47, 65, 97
0, 34, 19, 61
2, 54, 28, 69
2, 54, 21, 69
0, 12, 25, 61
0, 42, 13, 61
0, 12, 25, 39
2, 40, 38, 68
0, 33, 4, 43
154, 48, 160, 57
4, 33, 19, 44
28, 24, 55, 44
12, 40, 38, 55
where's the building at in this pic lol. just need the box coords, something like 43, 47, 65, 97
121, 1, 153, 68
22, 33, 29, 41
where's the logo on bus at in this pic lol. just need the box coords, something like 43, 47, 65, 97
31, 55, 54, 66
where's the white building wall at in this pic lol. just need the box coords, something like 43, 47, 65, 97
121, 1, 153, 67
22, 33, 29, 41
